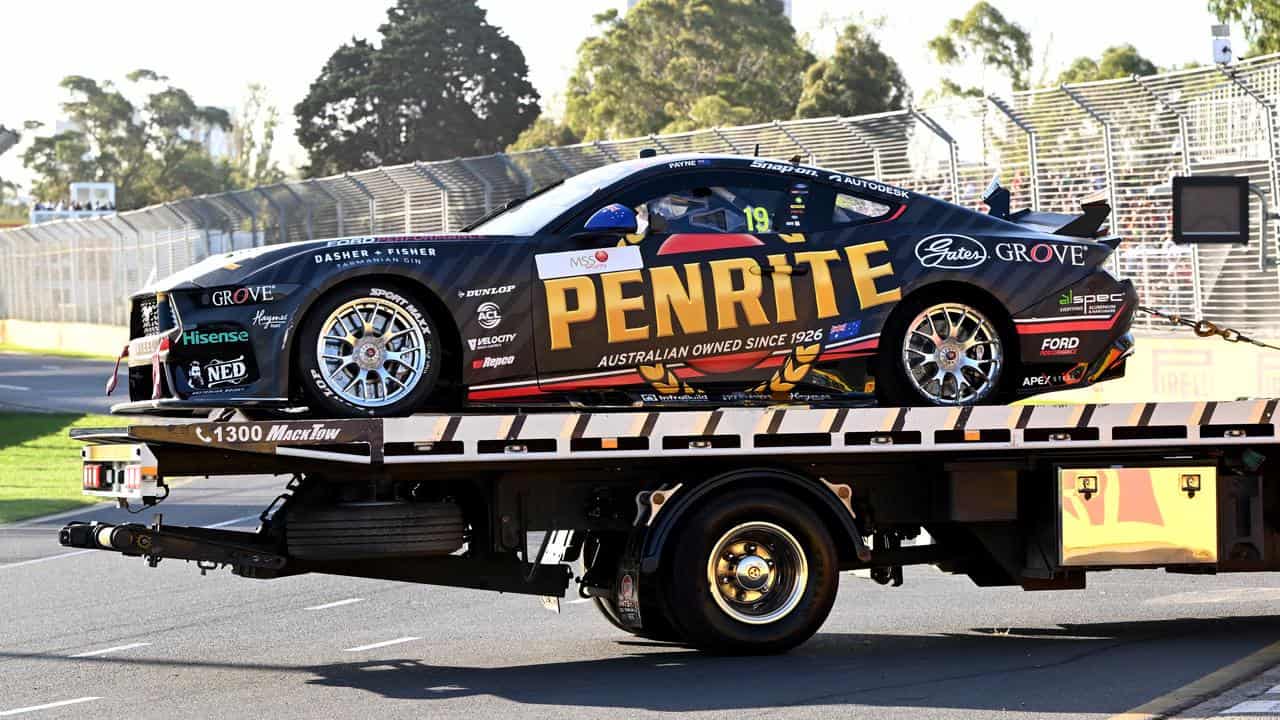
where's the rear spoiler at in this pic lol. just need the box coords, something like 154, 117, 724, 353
983, 177, 1111, 239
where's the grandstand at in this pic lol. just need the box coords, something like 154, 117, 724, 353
3, 55, 1280, 338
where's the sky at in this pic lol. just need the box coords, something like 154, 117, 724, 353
0, 0, 1238, 196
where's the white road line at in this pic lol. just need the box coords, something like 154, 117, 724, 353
0, 514, 261, 571
0, 697, 101, 716
343, 636, 422, 652
306, 598, 364, 611
566, 598, 594, 604
71, 642, 150, 658
0, 550, 94, 570
202, 514, 261, 529
0, 383, 31, 391
1222, 699, 1280, 713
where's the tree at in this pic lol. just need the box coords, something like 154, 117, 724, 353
795, 23, 910, 118
564, 0, 814, 140
1211, 0, 1280, 55
230, 84, 286, 187
295, 0, 539, 176
506, 117, 580, 152
21, 71, 232, 208
928, 1, 1032, 95
1056, 44, 1158, 85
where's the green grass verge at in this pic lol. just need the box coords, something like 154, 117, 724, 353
0, 413, 129, 523
0, 344, 117, 361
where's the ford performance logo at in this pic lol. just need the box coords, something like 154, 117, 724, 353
914, 235, 988, 270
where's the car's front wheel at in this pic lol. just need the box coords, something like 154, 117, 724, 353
298, 282, 442, 417
878, 295, 1012, 406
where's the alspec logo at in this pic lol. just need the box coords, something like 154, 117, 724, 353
205, 356, 248, 387
536, 245, 643, 279
477, 302, 502, 329
472, 355, 515, 369
468, 333, 516, 351
211, 285, 275, 306
459, 285, 515, 299
914, 235, 988, 270
183, 329, 249, 345
1040, 336, 1080, 356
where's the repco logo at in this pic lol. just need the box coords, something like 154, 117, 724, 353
472, 355, 515, 369
1040, 336, 1080, 356
211, 285, 274, 306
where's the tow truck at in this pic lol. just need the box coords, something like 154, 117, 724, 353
59, 175, 1279, 654
61, 399, 1279, 653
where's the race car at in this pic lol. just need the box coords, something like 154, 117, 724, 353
109, 152, 1136, 417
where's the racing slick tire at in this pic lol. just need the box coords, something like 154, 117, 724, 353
877, 292, 1015, 407
659, 489, 838, 654
298, 282, 443, 417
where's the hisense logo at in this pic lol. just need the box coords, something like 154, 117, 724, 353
183, 329, 249, 345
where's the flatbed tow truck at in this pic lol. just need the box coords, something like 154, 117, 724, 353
58, 397, 1280, 653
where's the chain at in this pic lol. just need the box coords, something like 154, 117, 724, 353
1138, 306, 1280, 352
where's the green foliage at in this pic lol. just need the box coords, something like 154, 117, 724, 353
662, 96, 757, 133
795, 23, 909, 118
1056, 44, 1158, 85
928, 1, 1032, 94
564, 0, 814, 140
1211, 0, 1280, 55
20, 72, 235, 209
507, 117, 581, 152
295, 0, 539, 176
230, 84, 286, 188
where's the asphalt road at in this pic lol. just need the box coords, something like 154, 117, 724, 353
5, 475, 1280, 719
0, 352, 116, 414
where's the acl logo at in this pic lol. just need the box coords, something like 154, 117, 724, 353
477, 302, 502, 329
1040, 336, 1080, 356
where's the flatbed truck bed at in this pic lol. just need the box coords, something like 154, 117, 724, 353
61, 399, 1280, 653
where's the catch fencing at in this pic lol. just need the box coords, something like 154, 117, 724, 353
6, 55, 1280, 335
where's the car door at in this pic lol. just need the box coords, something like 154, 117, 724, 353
532, 169, 825, 400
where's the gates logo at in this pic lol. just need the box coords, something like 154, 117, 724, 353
914, 235, 987, 270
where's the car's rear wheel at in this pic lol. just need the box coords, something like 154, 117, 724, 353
298, 282, 442, 417
878, 295, 1012, 406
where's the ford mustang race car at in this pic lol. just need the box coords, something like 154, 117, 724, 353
110, 152, 1135, 417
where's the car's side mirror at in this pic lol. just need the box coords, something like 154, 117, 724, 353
580, 204, 637, 238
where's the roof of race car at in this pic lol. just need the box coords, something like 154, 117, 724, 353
606, 152, 913, 201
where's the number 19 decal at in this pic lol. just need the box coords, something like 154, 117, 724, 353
744, 206, 771, 232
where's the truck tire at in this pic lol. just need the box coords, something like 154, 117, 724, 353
285, 501, 464, 560
660, 489, 838, 654
592, 597, 683, 643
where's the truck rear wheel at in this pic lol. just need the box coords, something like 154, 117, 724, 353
661, 489, 838, 654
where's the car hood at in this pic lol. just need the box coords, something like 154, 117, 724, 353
134, 234, 487, 296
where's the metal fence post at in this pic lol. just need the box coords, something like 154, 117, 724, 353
711, 126, 742, 153
987, 95, 1040, 211
909, 107, 961, 202
1222, 66, 1280, 278
344, 173, 376, 234
305, 179, 344, 238
376, 167, 412, 233
457, 158, 494, 214
1135, 75, 1203, 319
411, 162, 451, 231
499, 152, 534, 196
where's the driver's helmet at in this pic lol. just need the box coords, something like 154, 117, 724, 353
644, 187, 745, 234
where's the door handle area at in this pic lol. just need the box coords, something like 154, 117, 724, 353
752, 264, 810, 276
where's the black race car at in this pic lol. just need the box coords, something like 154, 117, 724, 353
110, 153, 1135, 417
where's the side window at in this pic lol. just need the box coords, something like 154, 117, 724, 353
639, 185, 786, 235
832, 192, 892, 225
